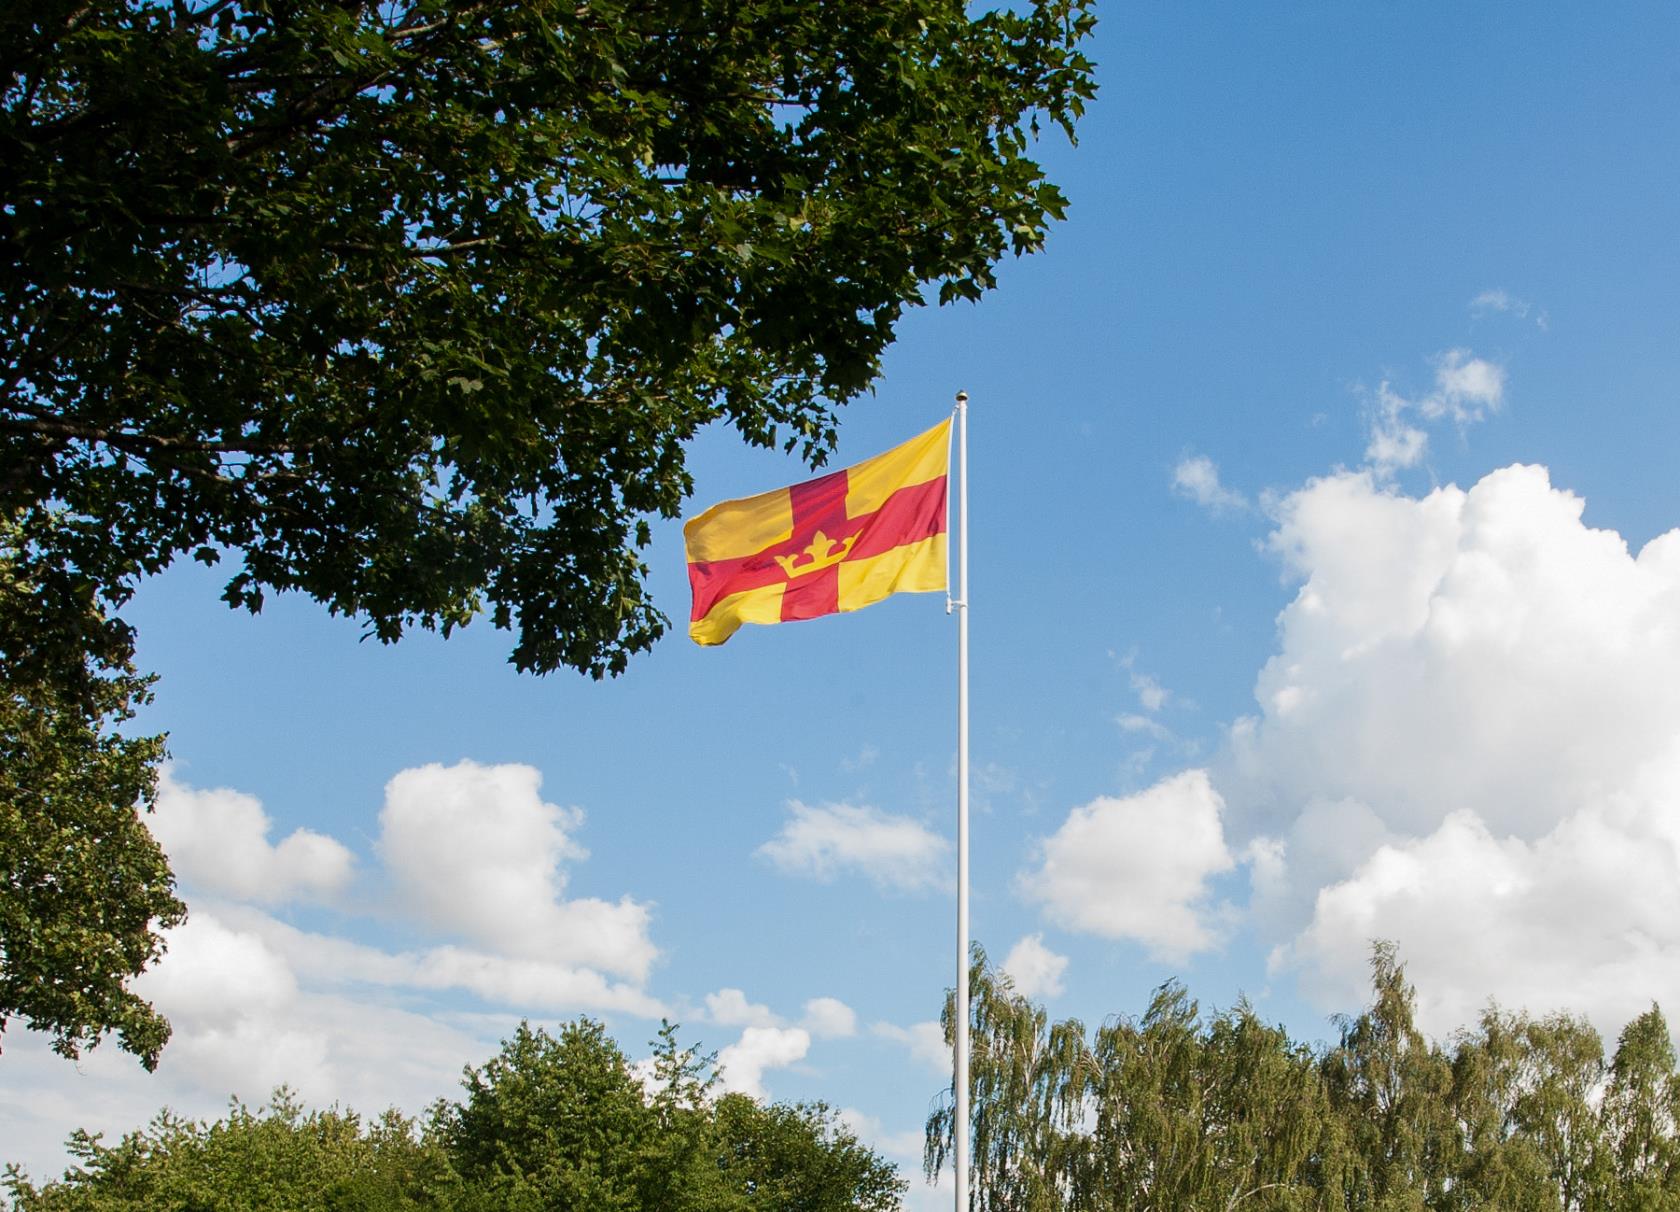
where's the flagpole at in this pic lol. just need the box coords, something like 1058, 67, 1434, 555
953, 389, 970, 1212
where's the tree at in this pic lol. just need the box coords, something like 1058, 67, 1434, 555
926, 947, 1095, 1212
10, 1019, 904, 1210
712, 1095, 904, 1212
436, 1019, 661, 1210
2, 0, 1098, 679
1446, 1007, 1603, 1211
1, 0, 1095, 1065
925, 942, 1680, 1212
927, 948, 1333, 1212
1595, 1006, 1680, 1211
0, 514, 183, 1069
4, 1090, 455, 1212
433, 1018, 906, 1211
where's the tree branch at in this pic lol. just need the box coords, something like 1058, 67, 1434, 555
0, 416, 305, 457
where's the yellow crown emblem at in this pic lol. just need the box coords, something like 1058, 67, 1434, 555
775, 530, 858, 578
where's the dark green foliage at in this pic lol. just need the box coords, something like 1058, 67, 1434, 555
928, 944, 1680, 1212
0, 515, 184, 1069
1, 0, 1098, 679
7, 1020, 907, 1211
712, 1095, 904, 1212
1, 0, 1094, 1070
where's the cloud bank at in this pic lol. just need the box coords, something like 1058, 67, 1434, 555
1036, 458, 1680, 1037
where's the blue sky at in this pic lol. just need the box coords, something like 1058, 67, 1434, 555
8, 6, 1680, 1208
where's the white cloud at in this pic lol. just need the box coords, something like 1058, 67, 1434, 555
1117, 713, 1173, 741
4, 759, 670, 1184
1421, 348, 1505, 423
73, 909, 525, 1121
1000, 934, 1068, 1000
872, 1020, 950, 1075
1470, 288, 1529, 318
1278, 803, 1680, 1035
377, 760, 657, 980
1173, 455, 1250, 513
757, 801, 950, 892
1116, 649, 1172, 712
1019, 770, 1235, 962
1361, 349, 1505, 474
150, 770, 354, 905
1470, 288, 1546, 330
700, 990, 855, 1040
715, 1026, 810, 1099
801, 997, 859, 1039
705, 988, 780, 1028
1225, 463, 1680, 1036
1364, 383, 1429, 473
209, 902, 662, 1018
1131, 673, 1169, 712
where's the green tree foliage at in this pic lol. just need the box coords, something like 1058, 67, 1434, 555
0, 515, 183, 1069
2, 0, 1097, 679
0, 0, 1095, 1068
927, 945, 1680, 1212
6, 1019, 906, 1211
1319, 943, 1457, 1210
1446, 1006, 1603, 1211
711, 1095, 903, 1212
1596, 1007, 1680, 1210
5, 1090, 455, 1212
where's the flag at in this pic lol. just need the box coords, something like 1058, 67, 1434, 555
684, 419, 951, 645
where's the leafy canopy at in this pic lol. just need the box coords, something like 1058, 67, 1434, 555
2, 0, 1098, 676
0, 0, 1094, 1067
6, 1019, 906, 1212
0, 516, 183, 1070
928, 944, 1680, 1212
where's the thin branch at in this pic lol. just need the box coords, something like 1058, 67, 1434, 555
0, 416, 306, 457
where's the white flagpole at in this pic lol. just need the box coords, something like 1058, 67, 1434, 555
953, 389, 971, 1212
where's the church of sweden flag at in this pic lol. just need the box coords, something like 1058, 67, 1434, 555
684, 419, 950, 645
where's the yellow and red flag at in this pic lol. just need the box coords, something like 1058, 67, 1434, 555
684, 419, 951, 645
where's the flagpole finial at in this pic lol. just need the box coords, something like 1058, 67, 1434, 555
955, 390, 968, 405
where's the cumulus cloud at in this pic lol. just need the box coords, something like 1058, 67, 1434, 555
1019, 770, 1235, 962
8, 759, 675, 1182
1225, 463, 1680, 1034
133, 913, 327, 1099
715, 1026, 811, 1099
378, 760, 657, 980
150, 770, 354, 904
699, 990, 856, 1040
1001, 934, 1069, 999
1173, 455, 1250, 513
705, 988, 780, 1028
801, 996, 859, 1039
757, 801, 949, 892
114, 910, 522, 1116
